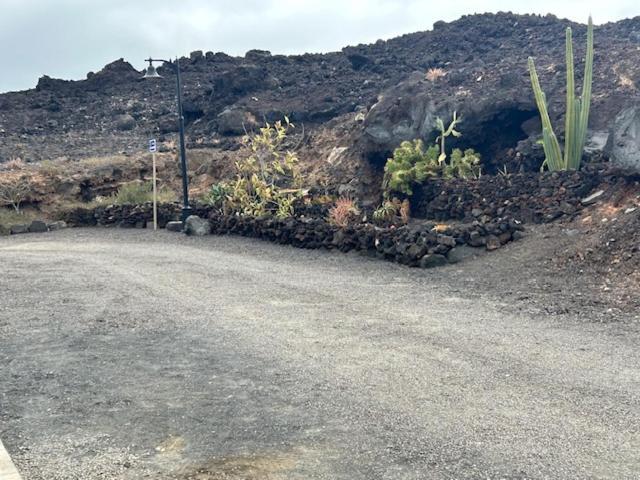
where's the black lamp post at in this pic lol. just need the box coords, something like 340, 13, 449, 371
142, 57, 193, 222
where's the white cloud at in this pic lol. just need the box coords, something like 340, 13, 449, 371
0, 0, 636, 92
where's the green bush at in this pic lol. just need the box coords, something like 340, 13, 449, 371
205, 182, 230, 213
382, 140, 440, 197
381, 113, 481, 199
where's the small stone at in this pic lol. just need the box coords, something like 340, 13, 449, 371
407, 243, 428, 259
184, 216, 210, 236
166, 221, 183, 232
471, 208, 483, 218
10, 224, 29, 234
560, 202, 576, 215
29, 220, 48, 233
419, 254, 448, 269
581, 190, 604, 205
498, 232, 512, 244
468, 230, 485, 247
486, 235, 501, 251
447, 245, 482, 264
48, 220, 67, 231
437, 234, 457, 247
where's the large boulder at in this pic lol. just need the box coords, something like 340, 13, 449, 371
606, 106, 640, 171
10, 224, 29, 234
184, 215, 211, 236
28, 220, 48, 233
166, 221, 183, 232
216, 108, 257, 135
214, 64, 277, 97
114, 114, 136, 131
48, 221, 67, 231
363, 72, 437, 153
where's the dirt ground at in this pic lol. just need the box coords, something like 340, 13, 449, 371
1, 226, 639, 479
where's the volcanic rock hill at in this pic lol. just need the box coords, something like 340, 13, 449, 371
1, 12, 640, 193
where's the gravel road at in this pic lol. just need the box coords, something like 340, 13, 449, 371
1, 228, 639, 479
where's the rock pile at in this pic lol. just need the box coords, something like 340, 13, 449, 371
412, 165, 608, 223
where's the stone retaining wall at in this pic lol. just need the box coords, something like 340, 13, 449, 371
206, 213, 522, 268
411, 165, 610, 223
61, 203, 522, 268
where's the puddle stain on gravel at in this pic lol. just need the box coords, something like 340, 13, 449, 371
156, 435, 187, 455
177, 452, 297, 480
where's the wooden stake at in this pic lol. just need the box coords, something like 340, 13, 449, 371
152, 152, 158, 231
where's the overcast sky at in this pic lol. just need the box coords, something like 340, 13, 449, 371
0, 0, 637, 93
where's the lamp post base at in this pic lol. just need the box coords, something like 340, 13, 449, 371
181, 206, 194, 223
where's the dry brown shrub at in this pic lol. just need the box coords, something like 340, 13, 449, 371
426, 68, 446, 81
328, 197, 360, 227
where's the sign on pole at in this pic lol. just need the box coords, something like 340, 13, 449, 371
149, 138, 157, 153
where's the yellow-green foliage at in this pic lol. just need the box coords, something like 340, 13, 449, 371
213, 118, 305, 218
205, 183, 230, 213
112, 181, 177, 205
373, 200, 399, 224
528, 16, 594, 171
382, 113, 481, 198
382, 140, 440, 197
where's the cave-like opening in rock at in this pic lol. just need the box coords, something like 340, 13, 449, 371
451, 106, 540, 174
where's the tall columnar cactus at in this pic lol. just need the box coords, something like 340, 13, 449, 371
528, 16, 594, 171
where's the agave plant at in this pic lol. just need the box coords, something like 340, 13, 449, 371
528, 16, 594, 171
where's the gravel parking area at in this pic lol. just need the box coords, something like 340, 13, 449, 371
1, 228, 639, 479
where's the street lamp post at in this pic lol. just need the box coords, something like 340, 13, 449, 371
142, 57, 193, 222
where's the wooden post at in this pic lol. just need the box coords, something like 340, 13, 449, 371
152, 152, 158, 231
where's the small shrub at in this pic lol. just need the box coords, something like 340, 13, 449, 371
205, 182, 230, 213
328, 197, 360, 227
373, 200, 399, 224
223, 118, 306, 217
2, 157, 25, 171
426, 68, 446, 81
382, 140, 440, 197
443, 148, 481, 180
381, 112, 481, 199
39, 160, 61, 177
0, 174, 32, 213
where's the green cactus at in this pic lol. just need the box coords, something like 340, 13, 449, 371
528, 16, 594, 171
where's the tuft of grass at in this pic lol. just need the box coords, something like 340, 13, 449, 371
425, 68, 446, 81
0, 207, 36, 226
111, 181, 177, 205
38, 159, 62, 177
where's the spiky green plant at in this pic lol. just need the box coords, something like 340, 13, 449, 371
436, 111, 462, 164
382, 139, 441, 197
528, 16, 594, 171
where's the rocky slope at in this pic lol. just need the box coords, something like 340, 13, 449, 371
0, 12, 640, 195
